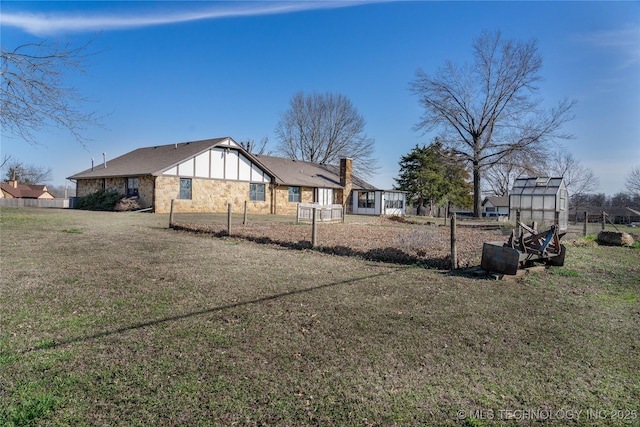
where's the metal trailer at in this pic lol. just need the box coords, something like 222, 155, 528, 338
481, 222, 566, 275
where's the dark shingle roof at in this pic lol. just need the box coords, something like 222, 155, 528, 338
67, 138, 229, 179
254, 155, 378, 190
67, 137, 378, 191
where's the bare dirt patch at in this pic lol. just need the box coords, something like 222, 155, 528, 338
171, 215, 504, 269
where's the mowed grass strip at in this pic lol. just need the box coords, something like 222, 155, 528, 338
1, 207, 638, 426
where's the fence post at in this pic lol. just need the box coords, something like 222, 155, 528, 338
450, 214, 457, 270
311, 208, 318, 247
243, 201, 248, 226
342, 204, 346, 224
227, 203, 232, 236
515, 210, 521, 237
583, 211, 588, 236
602, 211, 606, 231
296, 203, 300, 225
169, 199, 175, 228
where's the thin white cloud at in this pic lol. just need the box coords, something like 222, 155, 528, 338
1, 1, 377, 36
577, 26, 640, 68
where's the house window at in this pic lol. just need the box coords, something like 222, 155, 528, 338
179, 178, 192, 199
127, 177, 139, 197
485, 206, 496, 212
288, 186, 301, 203
385, 193, 404, 209
250, 183, 265, 201
358, 191, 375, 208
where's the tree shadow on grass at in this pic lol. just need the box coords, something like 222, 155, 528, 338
22, 267, 409, 354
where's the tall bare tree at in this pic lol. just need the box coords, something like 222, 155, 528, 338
548, 149, 599, 197
3, 159, 52, 184
1, 154, 11, 169
410, 30, 575, 217
626, 165, 640, 197
483, 146, 546, 196
275, 91, 378, 178
239, 137, 270, 155
1, 39, 101, 145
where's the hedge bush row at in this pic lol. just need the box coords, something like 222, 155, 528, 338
74, 189, 141, 211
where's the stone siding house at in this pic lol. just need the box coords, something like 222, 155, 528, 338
68, 137, 405, 215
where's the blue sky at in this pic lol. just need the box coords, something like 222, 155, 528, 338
2, 1, 639, 196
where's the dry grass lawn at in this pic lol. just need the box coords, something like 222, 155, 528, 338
1, 207, 638, 426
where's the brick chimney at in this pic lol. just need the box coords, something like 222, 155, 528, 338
339, 158, 353, 207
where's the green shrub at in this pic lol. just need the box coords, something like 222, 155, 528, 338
74, 189, 123, 211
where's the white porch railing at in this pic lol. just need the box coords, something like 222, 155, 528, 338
297, 203, 344, 223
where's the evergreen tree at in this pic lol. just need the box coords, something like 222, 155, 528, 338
395, 141, 472, 215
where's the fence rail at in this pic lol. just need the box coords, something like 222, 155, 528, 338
297, 203, 344, 223
0, 199, 69, 208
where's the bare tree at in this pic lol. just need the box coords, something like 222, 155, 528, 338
3, 159, 52, 184
1, 39, 101, 145
47, 183, 74, 199
410, 30, 575, 217
548, 149, 599, 197
1, 154, 11, 169
625, 165, 640, 197
610, 192, 633, 207
275, 91, 378, 178
239, 137, 271, 155
483, 146, 546, 196
571, 193, 606, 208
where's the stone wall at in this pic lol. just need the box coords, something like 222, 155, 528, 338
155, 176, 272, 214
76, 176, 154, 209
76, 178, 105, 197
273, 185, 315, 215
138, 176, 154, 208
76, 176, 348, 216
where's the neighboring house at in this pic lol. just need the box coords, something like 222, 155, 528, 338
481, 196, 509, 217
0, 180, 55, 200
67, 137, 406, 215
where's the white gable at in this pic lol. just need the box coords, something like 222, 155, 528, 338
218, 137, 241, 148
225, 150, 239, 180
162, 146, 271, 183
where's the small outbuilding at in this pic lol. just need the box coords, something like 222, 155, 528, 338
481, 196, 509, 217
509, 177, 568, 231
350, 189, 406, 216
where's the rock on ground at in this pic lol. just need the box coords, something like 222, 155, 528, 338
597, 231, 635, 247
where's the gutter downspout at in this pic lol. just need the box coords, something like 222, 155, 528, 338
272, 184, 277, 215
